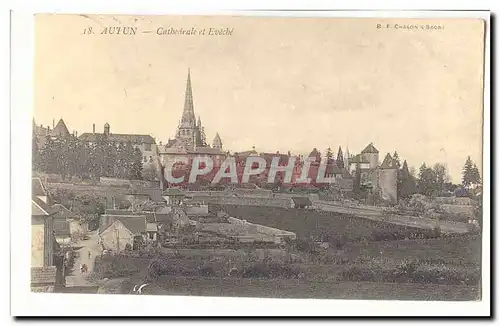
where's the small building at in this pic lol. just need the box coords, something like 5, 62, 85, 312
99, 215, 147, 252
162, 188, 185, 206
291, 197, 312, 209
52, 204, 88, 242
146, 223, 159, 242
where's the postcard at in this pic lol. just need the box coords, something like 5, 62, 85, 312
14, 11, 489, 316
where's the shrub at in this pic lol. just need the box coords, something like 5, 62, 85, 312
242, 261, 301, 279
198, 266, 215, 277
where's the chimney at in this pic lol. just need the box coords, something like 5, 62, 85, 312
52, 119, 55, 128
75, 131, 78, 137
93, 123, 95, 134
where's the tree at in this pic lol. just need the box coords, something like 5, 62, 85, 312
130, 147, 143, 180
399, 160, 417, 199
142, 162, 158, 182
32, 131, 41, 171
336, 146, 345, 169
353, 162, 361, 194
471, 163, 481, 185
417, 163, 438, 197
462, 156, 475, 188
433, 163, 449, 195
39, 135, 58, 174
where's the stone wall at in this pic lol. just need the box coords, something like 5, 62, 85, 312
376, 168, 398, 204
227, 217, 296, 240
434, 197, 473, 206
440, 204, 475, 217
189, 195, 293, 208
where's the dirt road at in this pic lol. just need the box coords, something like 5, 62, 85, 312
65, 230, 102, 287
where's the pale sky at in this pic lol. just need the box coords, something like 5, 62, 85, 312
34, 15, 485, 183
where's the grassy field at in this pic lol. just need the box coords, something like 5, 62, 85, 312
88, 204, 480, 300
99, 276, 480, 301
339, 236, 481, 266
221, 205, 432, 241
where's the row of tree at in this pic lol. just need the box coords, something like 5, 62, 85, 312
32, 133, 145, 181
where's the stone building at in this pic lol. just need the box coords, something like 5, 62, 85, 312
158, 70, 227, 172
33, 118, 73, 148
79, 123, 157, 165
348, 143, 399, 204
31, 196, 58, 292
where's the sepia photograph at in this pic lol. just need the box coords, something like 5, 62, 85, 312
12, 9, 490, 316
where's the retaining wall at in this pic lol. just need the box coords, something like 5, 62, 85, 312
189, 195, 293, 208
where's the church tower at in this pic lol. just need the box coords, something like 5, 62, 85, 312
213, 133, 223, 149
176, 69, 198, 150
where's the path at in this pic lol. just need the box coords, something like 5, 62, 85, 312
313, 200, 469, 234
65, 230, 102, 287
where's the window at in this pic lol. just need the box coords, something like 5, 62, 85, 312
144, 143, 152, 151
143, 156, 147, 162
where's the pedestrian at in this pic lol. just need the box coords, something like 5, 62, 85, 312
88, 251, 91, 259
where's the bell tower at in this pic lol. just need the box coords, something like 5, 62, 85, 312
176, 69, 198, 150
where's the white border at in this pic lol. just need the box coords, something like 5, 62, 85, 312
10, 6, 491, 317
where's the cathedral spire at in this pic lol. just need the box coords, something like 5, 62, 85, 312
181, 68, 196, 126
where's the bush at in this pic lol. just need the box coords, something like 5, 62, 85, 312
242, 261, 301, 279
339, 261, 479, 285
198, 266, 215, 277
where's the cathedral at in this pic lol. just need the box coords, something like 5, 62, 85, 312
158, 70, 227, 171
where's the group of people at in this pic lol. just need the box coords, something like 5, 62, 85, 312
78, 251, 92, 274
79, 263, 88, 274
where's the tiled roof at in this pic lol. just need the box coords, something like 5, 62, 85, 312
50, 119, 70, 138
162, 188, 185, 196
361, 143, 379, 154
188, 147, 225, 155
100, 215, 146, 235
146, 223, 158, 232
163, 138, 182, 149
380, 153, 397, 169
259, 153, 292, 166
32, 197, 55, 216
118, 216, 146, 235
105, 210, 156, 223
128, 188, 164, 202
308, 148, 321, 163
52, 204, 77, 220
234, 150, 258, 161
31, 267, 57, 285
32, 177, 48, 197
79, 133, 156, 144
106, 196, 132, 209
